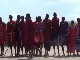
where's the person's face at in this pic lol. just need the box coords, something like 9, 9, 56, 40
62, 17, 65, 22
17, 16, 20, 21
71, 21, 74, 25
53, 13, 57, 17
38, 16, 42, 22
27, 14, 30, 19
77, 18, 80, 24
9, 15, 13, 20
77, 18, 79, 23
46, 15, 49, 19
37, 18, 40, 22
36, 17, 38, 21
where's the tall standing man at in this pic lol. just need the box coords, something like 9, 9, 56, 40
34, 16, 45, 56
59, 17, 68, 56
15, 15, 21, 56
67, 20, 77, 55
51, 12, 59, 56
7, 15, 16, 56
25, 13, 35, 57
43, 14, 51, 57
20, 16, 26, 55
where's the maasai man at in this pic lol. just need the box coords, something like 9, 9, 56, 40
43, 14, 51, 57
15, 15, 21, 56
33, 16, 38, 56
25, 13, 35, 57
59, 17, 68, 56
0, 17, 6, 56
25, 14, 29, 55
34, 16, 45, 56
50, 12, 59, 56
67, 20, 77, 55
20, 16, 25, 55
7, 15, 16, 56
76, 18, 80, 55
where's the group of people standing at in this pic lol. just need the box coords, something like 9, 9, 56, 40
0, 12, 80, 57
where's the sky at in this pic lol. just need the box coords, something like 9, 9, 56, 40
0, 0, 80, 23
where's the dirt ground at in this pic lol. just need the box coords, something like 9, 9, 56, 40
0, 46, 80, 60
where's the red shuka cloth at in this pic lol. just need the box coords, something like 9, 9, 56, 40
0, 22, 6, 45
43, 19, 51, 42
7, 20, 16, 47
67, 26, 77, 53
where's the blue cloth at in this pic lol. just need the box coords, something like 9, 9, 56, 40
50, 31, 58, 46
60, 21, 68, 34
50, 31, 58, 41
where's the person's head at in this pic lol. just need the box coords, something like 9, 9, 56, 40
53, 12, 57, 17
36, 16, 38, 22
62, 17, 65, 22
9, 15, 13, 20
77, 18, 80, 23
71, 20, 74, 26
0, 17, 2, 23
25, 13, 30, 20
45, 14, 49, 19
37, 16, 42, 22
17, 15, 20, 21
21, 16, 24, 21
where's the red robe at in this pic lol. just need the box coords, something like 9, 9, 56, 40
24, 21, 28, 49
0, 22, 6, 45
19, 21, 26, 47
51, 17, 59, 32
7, 20, 16, 47
43, 19, 51, 42
34, 21, 45, 46
50, 17, 59, 44
67, 25, 77, 53
27, 19, 35, 50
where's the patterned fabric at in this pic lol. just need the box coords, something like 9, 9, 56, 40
34, 22, 45, 47
34, 22, 45, 33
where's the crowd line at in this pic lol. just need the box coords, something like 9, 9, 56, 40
0, 12, 80, 58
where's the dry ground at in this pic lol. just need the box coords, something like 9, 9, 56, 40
0, 46, 80, 60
